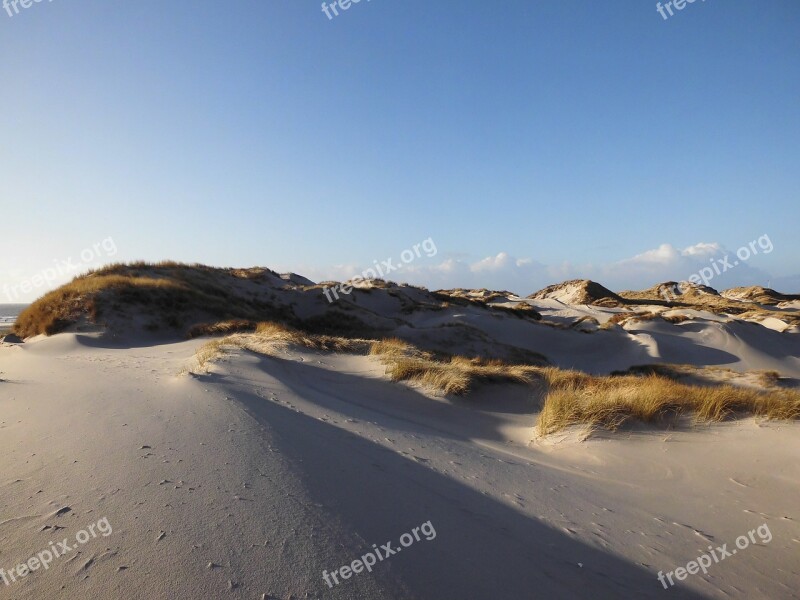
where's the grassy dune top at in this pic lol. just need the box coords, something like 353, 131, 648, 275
16, 263, 800, 341
722, 286, 800, 305
619, 282, 800, 323
13, 262, 324, 338
523, 279, 800, 331
11, 262, 543, 348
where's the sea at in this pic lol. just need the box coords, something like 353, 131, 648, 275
0, 304, 27, 327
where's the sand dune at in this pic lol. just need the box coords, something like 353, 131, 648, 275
1, 333, 798, 598
1, 265, 799, 597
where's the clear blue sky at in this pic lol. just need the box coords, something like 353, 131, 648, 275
1, 0, 799, 300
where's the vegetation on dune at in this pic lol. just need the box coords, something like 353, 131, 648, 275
756, 370, 783, 388
526, 280, 800, 328
13, 275, 187, 337
14, 262, 540, 339
528, 279, 628, 307
192, 321, 373, 371
192, 326, 537, 395
619, 284, 800, 327
187, 319, 260, 338
12, 262, 362, 339
367, 338, 539, 395
723, 286, 800, 306
13, 263, 800, 436
191, 322, 800, 434
536, 373, 800, 435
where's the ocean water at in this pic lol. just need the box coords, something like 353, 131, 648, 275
0, 304, 27, 326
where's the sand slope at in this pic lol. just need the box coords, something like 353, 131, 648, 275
1, 335, 798, 598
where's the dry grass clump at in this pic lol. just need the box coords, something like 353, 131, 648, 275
569, 316, 600, 332
195, 338, 233, 371
603, 312, 634, 326
430, 292, 542, 320
600, 311, 668, 330
431, 292, 487, 308
603, 311, 696, 327
628, 311, 662, 324
609, 364, 689, 380
661, 314, 693, 324
254, 322, 371, 353
381, 357, 472, 395
369, 337, 543, 394
368, 338, 418, 358
756, 370, 782, 387
376, 352, 539, 395
188, 322, 800, 437
193, 326, 539, 395
735, 310, 800, 329
187, 320, 258, 338
489, 303, 543, 321
537, 374, 800, 435
191, 321, 373, 372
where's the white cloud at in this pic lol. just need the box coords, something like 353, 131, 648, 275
296, 241, 779, 296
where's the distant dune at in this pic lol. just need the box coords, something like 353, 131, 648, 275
721, 285, 800, 306
6, 261, 800, 429
527, 279, 625, 307
10, 263, 800, 340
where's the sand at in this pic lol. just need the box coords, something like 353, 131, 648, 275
1, 333, 798, 599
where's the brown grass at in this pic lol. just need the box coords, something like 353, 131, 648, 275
191, 321, 373, 372
192, 325, 538, 394
756, 370, 782, 388
14, 275, 186, 337
735, 310, 800, 329
379, 355, 538, 395
13, 263, 303, 339
187, 320, 258, 338
488, 303, 543, 321
192, 323, 800, 434
602, 312, 634, 327
368, 338, 417, 358
366, 337, 540, 394
185, 316, 800, 437
536, 373, 800, 435
430, 292, 542, 320
661, 313, 694, 324
600, 311, 673, 330
620, 284, 800, 327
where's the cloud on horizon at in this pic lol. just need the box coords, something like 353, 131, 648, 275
300, 239, 785, 295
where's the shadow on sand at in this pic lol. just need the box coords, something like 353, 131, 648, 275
211, 353, 708, 600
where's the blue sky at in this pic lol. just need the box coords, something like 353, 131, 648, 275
1, 0, 798, 301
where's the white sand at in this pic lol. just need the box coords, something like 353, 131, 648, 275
1, 334, 798, 599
